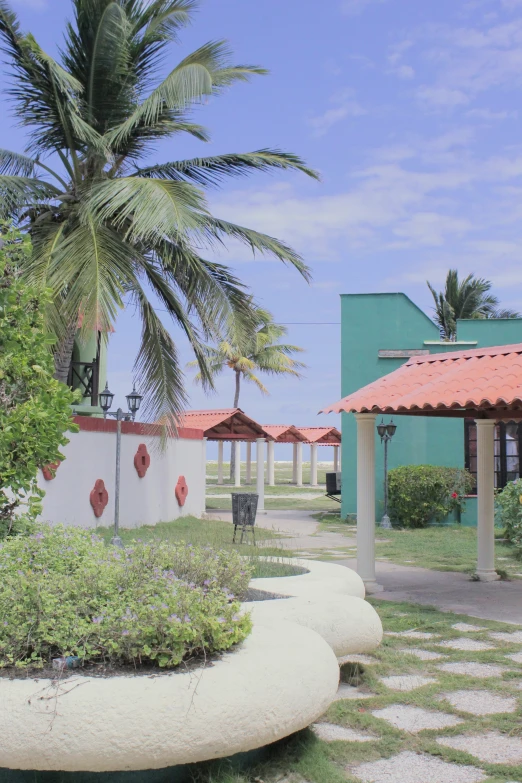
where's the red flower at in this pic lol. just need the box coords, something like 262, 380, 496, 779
451, 492, 458, 499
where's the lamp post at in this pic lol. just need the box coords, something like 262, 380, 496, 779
99, 382, 143, 547
377, 419, 397, 529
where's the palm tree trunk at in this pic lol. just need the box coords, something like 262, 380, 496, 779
53, 320, 77, 384
230, 370, 241, 480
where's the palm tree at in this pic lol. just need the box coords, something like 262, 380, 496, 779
0, 0, 318, 425
427, 270, 521, 340
188, 306, 305, 479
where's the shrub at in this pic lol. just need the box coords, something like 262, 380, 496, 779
0, 527, 252, 670
0, 225, 77, 531
495, 480, 522, 557
388, 465, 475, 529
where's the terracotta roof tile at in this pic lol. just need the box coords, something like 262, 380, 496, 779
262, 425, 308, 442
297, 426, 342, 444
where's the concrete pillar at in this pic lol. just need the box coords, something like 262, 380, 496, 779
333, 444, 340, 473
256, 438, 265, 512
203, 437, 208, 509
217, 441, 224, 485
246, 441, 252, 484
356, 413, 382, 593
296, 442, 303, 487
476, 419, 500, 581
310, 443, 318, 486
292, 443, 298, 484
234, 441, 241, 487
267, 440, 275, 486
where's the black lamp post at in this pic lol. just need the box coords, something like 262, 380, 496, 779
99, 382, 143, 546
377, 419, 397, 529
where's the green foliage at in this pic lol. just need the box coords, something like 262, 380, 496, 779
0, 225, 76, 530
495, 479, 522, 557
388, 465, 475, 529
0, 526, 252, 670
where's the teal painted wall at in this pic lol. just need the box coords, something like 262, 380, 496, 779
340, 294, 522, 525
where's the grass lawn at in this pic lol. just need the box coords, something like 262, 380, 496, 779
206, 496, 341, 512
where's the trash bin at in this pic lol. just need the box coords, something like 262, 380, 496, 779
231, 493, 259, 545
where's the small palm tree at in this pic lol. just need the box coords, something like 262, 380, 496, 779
189, 307, 305, 479
0, 0, 317, 424
427, 270, 521, 340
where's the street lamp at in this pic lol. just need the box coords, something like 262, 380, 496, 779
99, 382, 143, 547
378, 419, 397, 529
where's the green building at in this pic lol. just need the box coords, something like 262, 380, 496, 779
340, 294, 522, 526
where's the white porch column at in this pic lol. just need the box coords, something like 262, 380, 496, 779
310, 443, 318, 486
333, 444, 340, 473
217, 441, 224, 485
202, 437, 208, 509
256, 438, 266, 513
267, 440, 275, 486
292, 443, 298, 483
356, 413, 382, 593
246, 442, 252, 484
296, 442, 303, 487
233, 441, 241, 487
476, 419, 500, 581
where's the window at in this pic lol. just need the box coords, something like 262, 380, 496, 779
465, 420, 522, 494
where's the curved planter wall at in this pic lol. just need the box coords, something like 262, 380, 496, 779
0, 559, 382, 772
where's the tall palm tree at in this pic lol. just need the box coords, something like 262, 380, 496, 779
188, 307, 305, 479
427, 270, 521, 340
0, 0, 318, 425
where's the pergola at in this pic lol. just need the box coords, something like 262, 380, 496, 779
262, 425, 308, 486
297, 427, 342, 487
322, 343, 522, 593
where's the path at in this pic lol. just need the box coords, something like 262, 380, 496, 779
207, 509, 522, 625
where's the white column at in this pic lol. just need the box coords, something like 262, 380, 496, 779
333, 444, 340, 473
234, 441, 241, 487
246, 441, 252, 484
267, 440, 275, 486
310, 443, 318, 486
356, 413, 382, 593
217, 441, 224, 485
296, 442, 303, 487
292, 443, 298, 484
202, 437, 208, 510
256, 438, 266, 512
476, 419, 500, 581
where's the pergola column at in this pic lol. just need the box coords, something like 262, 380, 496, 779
333, 444, 340, 472
256, 438, 266, 512
217, 441, 224, 485
476, 419, 500, 582
310, 443, 318, 486
267, 440, 275, 486
246, 442, 252, 484
202, 437, 208, 507
292, 443, 298, 483
233, 441, 241, 487
356, 413, 383, 593
295, 442, 303, 487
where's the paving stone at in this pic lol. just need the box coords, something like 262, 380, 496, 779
398, 648, 446, 660
313, 722, 374, 742
437, 661, 508, 679
437, 731, 522, 765
439, 689, 517, 715
338, 654, 377, 665
380, 675, 437, 692
489, 631, 522, 644
451, 623, 486, 632
352, 750, 485, 783
333, 683, 374, 701
507, 652, 522, 664
437, 638, 495, 651
371, 704, 463, 733
386, 630, 436, 639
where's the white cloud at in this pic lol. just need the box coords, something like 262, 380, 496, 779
466, 107, 518, 119
416, 86, 470, 108
307, 88, 367, 137
391, 212, 472, 247
11, 0, 47, 7
340, 0, 387, 15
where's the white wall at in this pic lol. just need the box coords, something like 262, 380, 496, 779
38, 419, 205, 529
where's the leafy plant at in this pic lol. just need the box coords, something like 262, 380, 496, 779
0, 527, 253, 670
495, 479, 522, 557
0, 0, 318, 426
0, 224, 76, 532
388, 465, 475, 529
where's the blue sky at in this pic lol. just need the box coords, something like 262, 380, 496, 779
2, 0, 522, 448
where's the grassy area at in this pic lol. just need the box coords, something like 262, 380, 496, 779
206, 496, 341, 512
206, 460, 333, 487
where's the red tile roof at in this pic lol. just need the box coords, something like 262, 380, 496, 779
322, 343, 522, 417
262, 425, 308, 443
297, 426, 342, 444
180, 409, 272, 440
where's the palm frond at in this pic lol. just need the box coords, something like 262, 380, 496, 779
0, 174, 61, 217
0, 148, 36, 176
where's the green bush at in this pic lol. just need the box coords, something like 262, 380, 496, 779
495, 480, 522, 557
388, 465, 475, 529
0, 527, 252, 670
0, 225, 77, 531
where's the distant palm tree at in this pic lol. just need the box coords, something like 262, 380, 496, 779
189, 307, 305, 478
427, 270, 521, 340
0, 0, 317, 425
